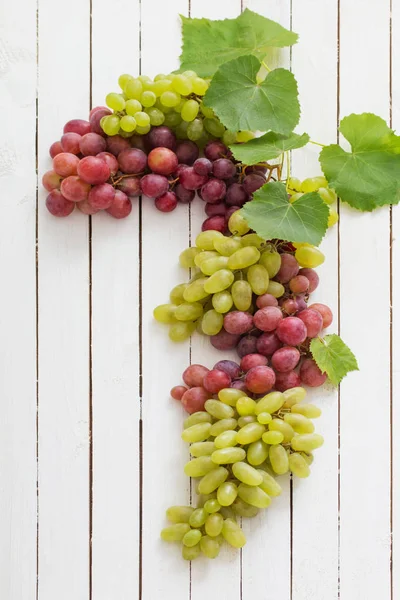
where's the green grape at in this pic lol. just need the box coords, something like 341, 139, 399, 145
236, 130, 255, 142
289, 192, 303, 203
204, 117, 225, 137
164, 112, 182, 128
237, 483, 271, 508
172, 74, 192, 95
120, 115, 136, 132
198, 467, 229, 494
209, 418, 238, 436
300, 176, 327, 193
102, 115, 121, 136
268, 418, 295, 443
213, 236, 242, 256
174, 302, 203, 321
284, 413, 315, 434
153, 78, 172, 96
236, 422, 265, 445
189, 508, 207, 528
184, 456, 216, 477
140, 91, 156, 107
137, 74, 152, 84
212, 290, 233, 314
228, 211, 250, 236
135, 111, 151, 127
200, 255, 229, 275
173, 98, 186, 114
318, 186, 337, 204
181, 69, 197, 78
181, 99, 200, 122
236, 396, 257, 416
257, 412, 272, 425
247, 264, 270, 295
289, 452, 311, 478
291, 403, 321, 418
161, 523, 190, 542
227, 246, 260, 270
160, 90, 181, 107
240, 234, 264, 249
146, 107, 165, 126
258, 249, 282, 277
204, 499, 221, 514
214, 430, 238, 449
125, 99, 142, 116
183, 278, 210, 302
269, 444, 289, 475
217, 481, 238, 507
231, 280, 252, 311
182, 529, 202, 547
124, 78, 143, 99
153, 303, 176, 324
237, 415, 256, 428
201, 309, 223, 335
255, 391, 285, 415
205, 513, 224, 537
246, 440, 269, 466
232, 498, 259, 518
290, 433, 324, 452
222, 130, 237, 146
136, 124, 151, 135
262, 430, 284, 445
191, 76, 208, 95
154, 73, 168, 81
196, 230, 224, 250
194, 251, 219, 267
187, 118, 204, 141
203, 269, 234, 294
200, 535, 220, 559
211, 447, 246, 465
267, 280, 285, 298
232, 462, 263, 486
118, 73, 133, 90
154, 98, 173, 113
200, 103, 215, 118
184, 412, 212, 429
166, 505, 194, 524
182, 422, 212, 444
169, 321, 196, 342
182, 544, 201, 560
328, 206, 338, 227
283, 386, 307, 407
287, 176, 302, 193
205, 399, 235, 420
218, 388, 245, 406
189, 441, 215, 457
170, 283, 188, 305
106, 92, 126, 111
295, 246, 325, 268
257, 470, 282, 497
222, 519, 246, 548
301, 452, 314, 465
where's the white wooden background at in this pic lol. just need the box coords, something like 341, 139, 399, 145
0, 0, 398, 598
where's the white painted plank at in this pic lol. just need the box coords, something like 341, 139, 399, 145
140, 1, 192, 597
290, 2, 340, 599
90, 1, 141, 598
37, 0, 91, 597
0, 2, 37, 599
339, 1, 392, 599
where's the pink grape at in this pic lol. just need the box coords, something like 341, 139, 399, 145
253, 307, 283, 332
243, 173, 265, 194
155, 191, 178, 212
60, 132, 81, 154
49, 141, 63, 158
210, 329, 241, 351
171, 385, 189, 401
202, 216, 226, 232
271, 346, 300, 372
297, 309, 323, 338
182, 364, 210, 387
141, 174, 169, 198
148, 147, 178, 175
175, 164, 189, 177
77, 198, 99, 215
240, 354, 268, 372
147, 126, 177, 150
256, 332, 282, 356
79, 132, 107, 156
275, 370, 301, 392
275, 253, 300, 283
308, 303, 333, 328
89, 107, 111, 135
63, 119, 91, 136
106, 135, 131, 156
193, 158, 213, 176
97, 152, 119, 176
205, 202, 227, 217
204, 141, 228, 161
179, 167, 209, 190
181, 387, 209, 414
213, 158, 236, 179
118, 148, 147, 174
226, 183, 248, 207
42, 170, 62, 192
256, 294, 278, 309
213, 360, 241, 379
78, 156, 110, 185
244, 366, 276, 394
300, 358, 327, 387
289, 275, 310, 294
106, 190, 132, 219
61, 176, 91, 202
201, 179, 226, 203
46, 190, 75, 217
176, 140, 199, 164
299, 268, 319, 293
131, 135, 147, 152
117, 176, 141, 197
231, 379, 249, 393
237, 335, 258, 358
224, 311, 253, 335
88, 183, 115, 210
295, 295, 308, 312
175, 184, 195, 204
280, 298, 298, 315
203, 369, 231, 394
276, 316, 307, 346
53, 152, 80, 177
90, 105, 109, 118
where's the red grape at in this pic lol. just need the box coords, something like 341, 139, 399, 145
90, 105, 109, 118
77, 198, 99, 215
205, 202, 227, 217
106, 190, 132, 219
106, 135, 131, 156
297, 309, 323, 338
256, 294, 279, 309
244, 366, 276, 394
202, 216, 226, 232
176, 140, 199, 165
131, 135, 148, 152
88, 183, 115, 210
275, 253, 299, 283
181, 387, 209, 414
204, 141, 228, 161
170, 385, 189, 401
280, 298, 298, 315
63, 119, 91, 136
256, 332, 282, 356
60, 132, 81, 154
203, 369, 231, 393
240, 354, 268, 372
61, 176, 91, 202
118, 148, 147, 174
253, 306, 283, 332
276, 316, 307, 346
79, 132, 107, 156
243, 173, 265, 194
289, 275, 310, 294
231, 379, 249, 393
271, 346, 300, 372
224, 311, 253, 335
78, 156, 110, 185
193, 158, 213, 176
210, 329, 241, 351
300, 358, 327, 387
42, 170, 62, 192
46, 190, 75, 217
274, 370, 301, 392
147, 126, 177, 150
201, 179, 226, 203
49, 141, 63, 158
225, 206, 241, 221
175, 184, 195, 204
213, 360, 241, 379
295, 295, 308, 312
213, 158, 236, 180
141, 174, 169, 198
183, 364, 210, 387
97, 152, 119, 176
225, 183, 248, 207
299, 268, 319, 293
237, 335, 258, 358
308, 303, 333, 328
53, 152, 79, 177
148, 147, 178, 176
155, 191, 178, 212
179, 167, 209, 190
89, 107, 112, 135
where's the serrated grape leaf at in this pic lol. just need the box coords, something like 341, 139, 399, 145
230, 132, 309, 165
203, 56, 300, 135
240, 181, 329, 245
179, 9, 298, 77
310, 335, 359, 386
319, 113, 400, 211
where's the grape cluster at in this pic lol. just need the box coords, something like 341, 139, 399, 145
154, 224, 332, 389
163, 371, 323, 560
287, 175, 339, 229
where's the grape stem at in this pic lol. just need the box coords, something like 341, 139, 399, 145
285, 151, 291, 190
261, 61, 272, 73
309, 140, 326, 148
112, 172, 145, 186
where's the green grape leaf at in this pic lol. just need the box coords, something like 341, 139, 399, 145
203, 56, 300, 135
179, 9, 298, 77
230, 132, 310, 165
310, 335, 359, 386
319, 113, 400, 211
240, 181, 329, 245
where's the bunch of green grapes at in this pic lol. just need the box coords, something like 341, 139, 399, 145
101, 71, 244, 144
161, 385, 324, 560
288, 175, 339, 229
